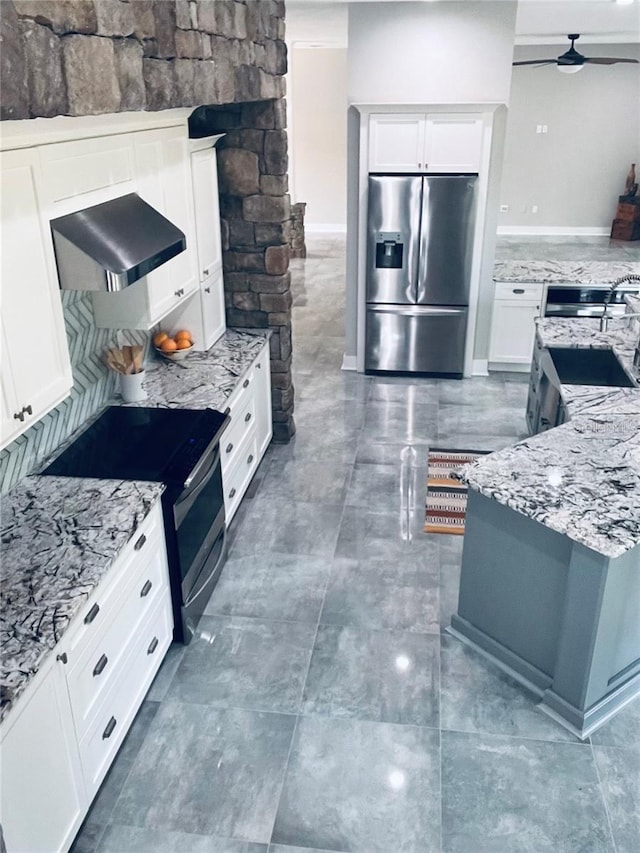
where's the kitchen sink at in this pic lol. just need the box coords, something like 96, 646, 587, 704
547, 346, 636, 388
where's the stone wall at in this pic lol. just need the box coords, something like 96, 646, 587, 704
0, 0, 294, 440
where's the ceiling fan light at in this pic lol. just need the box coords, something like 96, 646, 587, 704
557, 64, 583, 74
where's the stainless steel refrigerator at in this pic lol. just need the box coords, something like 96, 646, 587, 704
364, 174, 478, 375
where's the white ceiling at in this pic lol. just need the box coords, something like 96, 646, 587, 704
285, 1, 640, 47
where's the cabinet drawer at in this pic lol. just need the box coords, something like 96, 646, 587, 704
221, 380, 256, 475
65, 505, 164, 659
494, 282, 543, 301
67, 540, 169, 738
224, 431, 259, 523
78, 594, 172, 797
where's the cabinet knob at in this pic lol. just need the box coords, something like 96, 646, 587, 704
147, 636, 159, 656
244, 412, 252, 423
203, 268, 210, 276
247, 454, 254, 465
174, 288, 185, 297
243, 379, 250, 388
84, 603, 100, 624
93, 654, 108, 677
13, 410, 25, 422
204, 287, 211, 294
256, 362, 261, 369
134, 533, 147, 551
102, 716, 117, 740
56, 652, 68, 665
23, 404, 32, 416
226, 442, 234, 454
140, 579, 153, 598
229, 487, 237, 499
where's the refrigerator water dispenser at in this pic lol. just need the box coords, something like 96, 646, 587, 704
375, 232, 403, 269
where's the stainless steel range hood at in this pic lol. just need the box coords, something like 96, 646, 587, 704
50, 193, 186, 292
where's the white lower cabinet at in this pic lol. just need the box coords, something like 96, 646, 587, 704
0, 660, 85, 853
0, 501, 172, 853
221, 341, 273, 523
488, 282, 544, 369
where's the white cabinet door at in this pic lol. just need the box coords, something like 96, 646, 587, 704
253, 343, 273, 458
91, 126, 199, 330
191, 147, 223, 281
0, 662, 85, 853
0, 149, 72, 449
369, 114, 426, 172
160, 268, 226, 352
489, 300, 541, 365
424, 116, 484, 172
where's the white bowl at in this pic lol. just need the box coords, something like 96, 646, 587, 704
154, 343, 193, 362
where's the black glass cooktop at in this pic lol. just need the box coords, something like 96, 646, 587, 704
43, 406, 228, 485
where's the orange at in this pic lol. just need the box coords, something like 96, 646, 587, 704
175, 329, 192, 343
160, 338, 178, 352
176, 338, 192, 350
153, 331, 168, 347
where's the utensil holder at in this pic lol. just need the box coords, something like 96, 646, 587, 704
120, 370, 147, 403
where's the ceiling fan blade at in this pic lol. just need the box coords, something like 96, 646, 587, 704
512, 59, 556, 67
585, 57, 639, 65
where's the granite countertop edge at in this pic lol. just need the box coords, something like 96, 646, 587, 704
493, 259, 640, 285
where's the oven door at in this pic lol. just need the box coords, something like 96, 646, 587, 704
172, 444, 226, 641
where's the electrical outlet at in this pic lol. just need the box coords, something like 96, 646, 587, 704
500, 204, 509, 213
531, 205, 539, 214
542, 125, 548, 134
536, 125, 542, 134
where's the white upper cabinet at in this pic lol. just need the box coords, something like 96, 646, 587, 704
191, 145, 223, 281
90, 126, 199, 330
0, 148, 73, 449
369, 113, 483, 173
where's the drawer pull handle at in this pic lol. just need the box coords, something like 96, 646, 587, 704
229, 487, 237, 499
243, 379, 250, 388
13, 410, 25, 421
84, 603, 100, 624
140, 580, 153, 598
134, 534, 147, 551
513, 288, 525, 294
147, 636, 159, 655
244, 412, 252, 423
226, 442, 234, 453
102, 717, 117, 740
256, 362, 261, 369
23, 404, 33, 416
247, 454, 254, 465
56, 653, 68, 665
224, 407, 231, 415
93, 654, 108, 677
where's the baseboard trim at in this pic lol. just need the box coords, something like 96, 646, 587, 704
305, 224, 347, 234
488, 361, 530, 373
341, 354, 357, 371
472, 358, 489, 376
497, 226, 610, 236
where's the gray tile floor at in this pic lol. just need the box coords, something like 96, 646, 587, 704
73, 235, 640, 853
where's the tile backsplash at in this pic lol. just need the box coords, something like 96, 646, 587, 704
0, 291, 148, 493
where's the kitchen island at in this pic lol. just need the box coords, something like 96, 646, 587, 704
450, 310, 640, 739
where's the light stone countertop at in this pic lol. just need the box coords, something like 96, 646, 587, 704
0, 328, 270, 724
494, 259, 640, 285
0, 477, 164, 723
464, 312, 640, 559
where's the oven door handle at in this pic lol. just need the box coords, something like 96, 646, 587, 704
184, 529, 227, 608
181, 442, 220, 497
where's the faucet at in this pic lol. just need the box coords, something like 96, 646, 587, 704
599, 274, 640, 332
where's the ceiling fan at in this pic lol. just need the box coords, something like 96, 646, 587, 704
512, 34, 640, 74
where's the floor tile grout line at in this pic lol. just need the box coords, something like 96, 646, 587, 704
589, 739, 619, 853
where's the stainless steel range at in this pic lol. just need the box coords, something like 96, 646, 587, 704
43, 406, 230, 644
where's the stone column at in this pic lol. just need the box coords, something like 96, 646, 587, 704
192, 99, 295, 442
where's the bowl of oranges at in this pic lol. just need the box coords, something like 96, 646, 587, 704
153, 329, 194, 362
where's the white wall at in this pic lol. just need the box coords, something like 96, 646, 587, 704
348, 1, 517, 105
499, 43, 640, 232
290, 46, 348, 230
345, 2, 518, 369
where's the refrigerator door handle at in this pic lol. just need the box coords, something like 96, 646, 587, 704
367, 305, 466, 317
